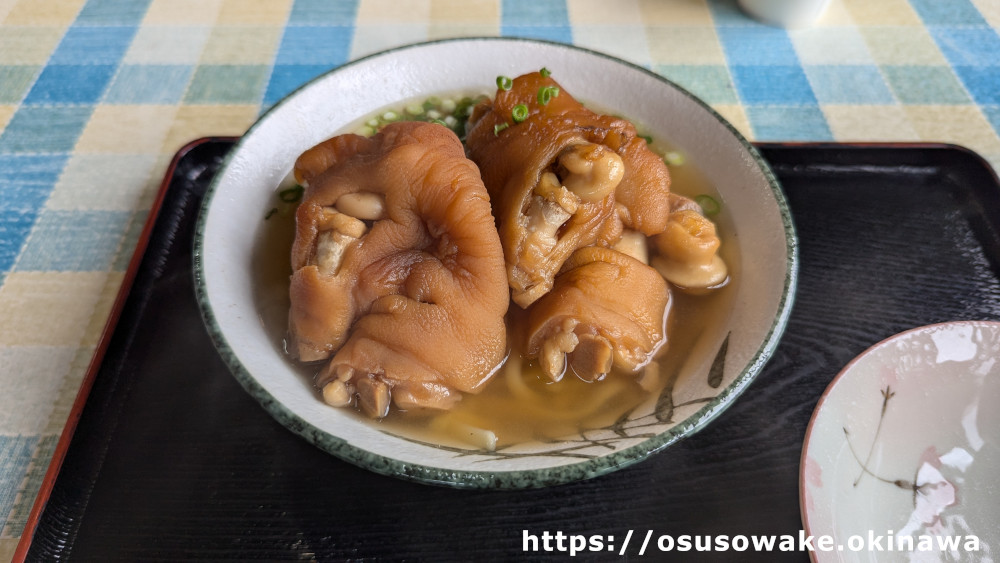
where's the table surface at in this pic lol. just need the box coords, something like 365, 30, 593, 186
1, 0, 999, 558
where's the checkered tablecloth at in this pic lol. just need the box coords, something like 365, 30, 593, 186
1, 0, 998, 556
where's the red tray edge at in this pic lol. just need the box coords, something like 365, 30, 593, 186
12, 136, 240, 563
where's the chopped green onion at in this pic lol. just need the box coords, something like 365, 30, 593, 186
537, 85, 559, 105
694, 194, 721, 216
640, 134, 653, 144
664, 151, 685, 166
539, 67, 551, 78
279, 184, 304, 203
264, 207, 277, 220
405, 103, 424, 116
430, 118, 448, 127
512, 104, 529, 123
452, 96, 474, 118
497, 75, 512, 90
494, 122, 509, 136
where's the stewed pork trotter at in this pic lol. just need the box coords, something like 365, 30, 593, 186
653, 207, 728, 293
287, 121, 509, 417
466, 71, 673, 308
523, 246, 670, 382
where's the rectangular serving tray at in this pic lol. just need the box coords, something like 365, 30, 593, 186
15, 141, 1000, 561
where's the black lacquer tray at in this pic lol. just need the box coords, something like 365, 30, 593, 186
16, 141, 1000, 562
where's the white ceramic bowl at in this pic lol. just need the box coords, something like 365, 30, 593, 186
801, 321, 1000, 560
194, 38, 797, 488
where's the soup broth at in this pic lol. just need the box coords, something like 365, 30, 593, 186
253, 93, 738, 451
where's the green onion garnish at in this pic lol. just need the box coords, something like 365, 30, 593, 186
452, 96, 474, 118
279, 184, 304, 203
664, 151, 685, 166
430, 118, 448, 127
640, 134, 653, 144
494, 122, 509, 135
537, 85, 559, 105
512, 104, 528, 123
694, 194, 721, 216
497, 75, 512, 90
540, 67, 551, 78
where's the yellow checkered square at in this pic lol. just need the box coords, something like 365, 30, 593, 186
3, 0, 83, 25
638, 0, 713, 26
842, 0, 921, 25
143, 0, 221, 25
860, 26, 946, 65
76, 105, 178, 154
0, 272, 110, 346
201, 26, 282, 64
0, 104, 14, 132
161, 105, 258, 155
0, 27, 64, 64
428, 23, 499, 38
217, 0, 292, 24
903, 105, 1000, 156
647, 27, 726, 65
822, 105, 919, 140
429, 0, 498, 23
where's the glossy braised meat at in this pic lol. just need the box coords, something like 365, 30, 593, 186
522, 246, 670, 382
287, 121, 509, 416
653, 206, 728, 292
466, 71, 672, 308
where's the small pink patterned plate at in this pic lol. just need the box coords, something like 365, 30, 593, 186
801, 321, 1000, 561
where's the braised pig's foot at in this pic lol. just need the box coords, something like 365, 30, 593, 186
290, 122, 508, 417
653, 209, 728, 293
525, 246, 670, 382
511, 143, 624, 307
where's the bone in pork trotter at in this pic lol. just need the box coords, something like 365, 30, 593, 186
287, 121, 509, 417
465, 71, 672, 308
523, 246, 670, 382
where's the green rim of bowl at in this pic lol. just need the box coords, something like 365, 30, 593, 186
193, 37, 799, 489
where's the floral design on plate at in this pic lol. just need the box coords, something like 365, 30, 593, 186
388, 334, 732, 462
801, 321, 999, 561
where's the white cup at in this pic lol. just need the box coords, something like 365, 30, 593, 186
737, 0, 831, 27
